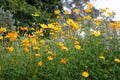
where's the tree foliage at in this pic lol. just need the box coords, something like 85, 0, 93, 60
0, 0, 62, 25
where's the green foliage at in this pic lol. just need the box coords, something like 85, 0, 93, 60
0, 0, 62, 26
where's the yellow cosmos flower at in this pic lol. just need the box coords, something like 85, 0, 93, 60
101, 8, 107, 13
0, 36, 3, 40
114, 58, 120, 63
58, 42, 64, 47
35, 53, 41, 57
24, 48, 30, 52
33, 46, 40, 50
99, 55, 105, 60
94, 31, 101, 37
60, 58, 67, 64
38, 61, 42, 66
109, 22, 116, 27
40, 39, 45, 43
47, 56, 53, 61
73, 8, 80, 14
84, 15, 91, 20
6, 46, 14, 52
56, 16, 60, 19
107, 12, 114, 16
66, 19, 74, 25
72, 22, 80, 30
94, 19, 102, 26
82, 71, 89, 78
74, 45, 81, 50
0, 27, 7, 32
85, 8, 92, 13
74, 41, 79, 45
54, 9, 60, 15
62, 46, 68, 51
64, 10, 71, 15
87, 3, 93, 8
32, 13, 39, 17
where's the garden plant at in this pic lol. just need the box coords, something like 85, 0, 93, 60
0, 1, 120, 80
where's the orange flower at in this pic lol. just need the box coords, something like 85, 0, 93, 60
5, 32, 18, 41
20, 27, 28, 31
60, 58, 67, 64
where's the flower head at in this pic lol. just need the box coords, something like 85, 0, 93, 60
6, 46, 14, 52
82, 71, 89, 78
74, 45, 81, 50
38, 61, 42, 66
60, 58, 67, 64
47, 56, 53, 61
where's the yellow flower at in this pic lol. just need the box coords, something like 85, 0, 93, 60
0, 27, 7, 32
109, 22, 116, 27
30, 27, 35, 30
60, 58, 67, 64
64, 10, 71, 15
99, 55, 105, 60
82, 71, 89, 78
94, 31, 101, 37
47, 56, 53, 61
54, 9, 60, 15
85, 8, 92, 13
87, 3, 93, 8
32, 13, 39, 17
62, 46, 68, 51
35, 53, 41, 57
0, 36, 3, 40
107, 12, 114, 16
84, 15, 91, 20
77, 17, 82, 21
33, 46, 40, 50
72, 22, 80, 30
114, 21, 120, 30
114, 58, 120, 63
74, 45, 81, 50
74, 41, 79, 45
101, 8, 107, 13
58, 42, 64, 47
66, 19, 74, 25
6, 46, 14, 52
56, 16, 60, 19
73, 8, 80, 14
94, 19, 102, 26
38, 61, 42, 66
40, 39, 45, 43
24, 48, 30, 52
